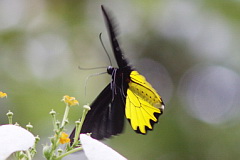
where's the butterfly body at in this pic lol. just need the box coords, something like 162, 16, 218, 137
70, 5, 164, 141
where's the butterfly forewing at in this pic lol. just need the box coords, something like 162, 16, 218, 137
101, 5, 128, 69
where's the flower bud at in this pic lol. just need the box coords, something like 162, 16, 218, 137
26, 123, 33, 131
49, 109, 56, 116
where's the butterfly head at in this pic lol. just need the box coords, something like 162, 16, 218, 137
107, 66, 115, 74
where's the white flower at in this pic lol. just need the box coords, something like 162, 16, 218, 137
80, 134, 127, 160
0, 124, 35, 159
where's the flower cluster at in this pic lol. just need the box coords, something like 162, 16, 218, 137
0, 94, 39, 160
43, 95, 86, 159
0, 93, 126, 159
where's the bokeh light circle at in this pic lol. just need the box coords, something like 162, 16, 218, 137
178, 65, 240, 125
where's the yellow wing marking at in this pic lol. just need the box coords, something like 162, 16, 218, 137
126, 71, 164, 134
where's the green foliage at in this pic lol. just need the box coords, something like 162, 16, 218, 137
0, 1, 240, 159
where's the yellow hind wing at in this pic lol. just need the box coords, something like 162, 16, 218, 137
126, 71, 164, 134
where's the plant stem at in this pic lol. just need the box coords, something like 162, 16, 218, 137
55, 147, 83, 160
26, 150, 32, 160
72, 107, 89, 146
61, 105, 70, 127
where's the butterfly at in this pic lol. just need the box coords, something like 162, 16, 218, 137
70, 5, 164, 140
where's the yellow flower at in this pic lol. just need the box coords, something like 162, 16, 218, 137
59, 132, 70, 144
0, 91, 7, 98
62, 95, 79, 106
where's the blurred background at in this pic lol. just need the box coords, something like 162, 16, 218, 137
0, 0, 240, 159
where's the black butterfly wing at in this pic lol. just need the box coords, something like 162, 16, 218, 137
101, 5, 129, 69
70, 83, 126, 140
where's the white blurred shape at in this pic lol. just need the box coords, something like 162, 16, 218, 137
25, 34, 70, 79
0, 0, 25, 30
80, 134, 127, 160
153, 0, 232, 60
0, 125, 35, 159
179, 65, 240, 124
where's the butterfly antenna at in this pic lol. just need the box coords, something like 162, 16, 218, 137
99, 33, 112, 66
84, 71, 107, 97
78, 66, 107, 70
